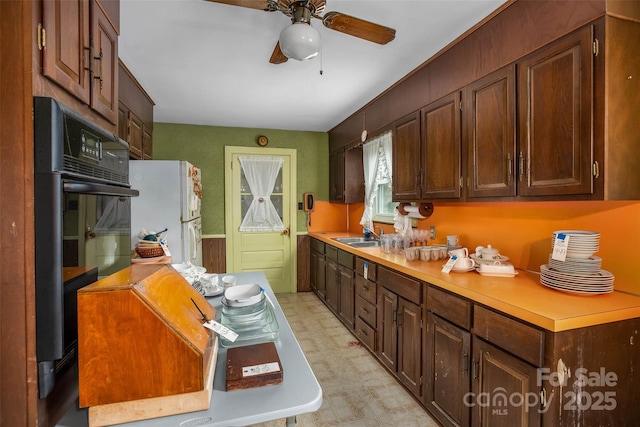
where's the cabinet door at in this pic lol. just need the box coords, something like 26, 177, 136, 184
117, 102, 128, 140
310, 250, 318, 293
316, 254, 326, 298
517, 26, 593, 197
392, 111, 421, 201
127, 110, 143, 159
338, 265, 355, 330
90, 0, 118, 124
466, 65, 516, 198
472, 337, 541, 427
421, 91, 462, 199
42, 0, 91, 104
377, 286, 398, 371
425, 313, 471, 427
397, 298, 422, 397
325, 258, 338, 314
142, 125, 153, 159
329, 150, 345, 203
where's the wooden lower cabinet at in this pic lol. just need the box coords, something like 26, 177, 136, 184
337, 264, 355, 329
377, 267, 423, 398
472, 337, 541, 427
325, 257, 338, 314
354, 258, 377, 351
310, 238, 326, 298
377, 287, 398, 371
397, 297, 422, 397
425, 313, 471, 427
311, 247, 640, 426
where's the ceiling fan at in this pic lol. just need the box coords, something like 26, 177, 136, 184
205, 0, 396, 64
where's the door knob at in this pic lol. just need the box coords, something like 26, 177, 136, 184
282, 228, 290, 236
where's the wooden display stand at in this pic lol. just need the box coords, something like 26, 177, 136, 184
77, 264, 217, 426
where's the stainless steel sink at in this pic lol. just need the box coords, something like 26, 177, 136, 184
348, 241, 380, 248
332, 237, 380, 248
332, 237, 370, 243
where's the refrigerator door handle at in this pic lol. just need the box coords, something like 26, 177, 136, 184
189, 222, 197, 260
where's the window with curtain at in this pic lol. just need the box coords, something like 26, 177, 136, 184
238, 156, 285, 232
360, 131, 396, 230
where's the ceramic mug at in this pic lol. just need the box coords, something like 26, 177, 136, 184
222, 275, 237, 288
446, 235, 459, 246
419, 247, 432, 261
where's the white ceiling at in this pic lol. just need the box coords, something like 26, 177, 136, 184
119, 0, 508, 132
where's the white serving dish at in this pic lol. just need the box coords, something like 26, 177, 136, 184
224, 284, 265, 307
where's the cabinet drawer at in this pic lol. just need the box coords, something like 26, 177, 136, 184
355, 275, 376, 305
356, 257, 377, 281
338, 249, 354, 269
325, 245, 338, 261
311, 238, 325, 254
473, 305, 545, 367
378, 267, 421, 305
427, 285, 472, 330
355, 295, 376, 327
355, 316, 376, 351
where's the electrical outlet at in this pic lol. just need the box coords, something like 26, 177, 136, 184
430, 226, 436, 240
298, 202, 304, 210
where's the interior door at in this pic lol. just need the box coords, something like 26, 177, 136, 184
224, 147, 297, 294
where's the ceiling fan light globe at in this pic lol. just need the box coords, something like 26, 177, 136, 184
279, 23, 320, 61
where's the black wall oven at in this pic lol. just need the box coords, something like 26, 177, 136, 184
34, 97, 139, 401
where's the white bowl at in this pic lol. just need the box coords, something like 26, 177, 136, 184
223, 284, 264, 307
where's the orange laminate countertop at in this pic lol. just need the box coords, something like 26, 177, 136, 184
310, 232, 640, 332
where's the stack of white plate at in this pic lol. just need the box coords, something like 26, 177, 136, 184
541, 230, 614, 295
540, 264, 614, 295
550, 230, 600, 259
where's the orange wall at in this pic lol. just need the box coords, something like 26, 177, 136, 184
332, 201, 640, 295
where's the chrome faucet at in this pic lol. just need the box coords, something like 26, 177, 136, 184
369, 227, 383, 240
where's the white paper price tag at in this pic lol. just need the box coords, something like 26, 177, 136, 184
552, 233, 570, 261
203, 319, 238, 342
242, 362, 281, 378
441, 256, 457, 274
363, 262, 369, 280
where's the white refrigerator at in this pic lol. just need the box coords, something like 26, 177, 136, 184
130, 160, 203, 265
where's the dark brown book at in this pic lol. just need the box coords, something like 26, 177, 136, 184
226, 342, 283, 391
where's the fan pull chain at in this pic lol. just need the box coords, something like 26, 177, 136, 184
319, 47, 323, 75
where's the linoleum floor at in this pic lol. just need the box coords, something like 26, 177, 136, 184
249, 292, 439, 427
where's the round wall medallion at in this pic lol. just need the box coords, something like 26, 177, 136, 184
257, 135, 268, 146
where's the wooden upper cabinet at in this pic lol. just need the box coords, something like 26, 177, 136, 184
517, 25, 594, 197
392, 111, 421, 201
41, 0, 118, 124
329, 146, 364, 203
119, 60, 155, 159
329, 149, 345, 203
127, 110, 143, 159
90, 0, 118, 124
421, 91, 462, 200
465, 65, 517, 199
42, 0, 91, 105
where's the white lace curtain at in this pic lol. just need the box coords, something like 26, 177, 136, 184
239, 156, 285, 232
359, 131, 393, 230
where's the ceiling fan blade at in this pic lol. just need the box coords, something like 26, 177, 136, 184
203, 0, 272, 11
322, 11, 396, 45
269, 42, 289, 64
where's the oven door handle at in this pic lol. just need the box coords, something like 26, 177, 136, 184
63, 180, 140, 197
